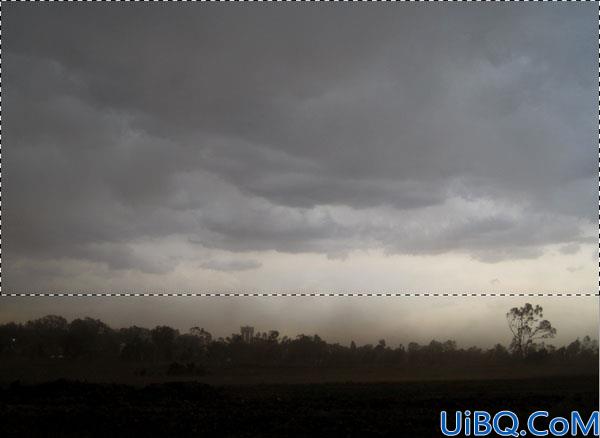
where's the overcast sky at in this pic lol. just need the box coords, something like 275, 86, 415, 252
3, 4, 597, 296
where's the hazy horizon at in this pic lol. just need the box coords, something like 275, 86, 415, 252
1, 297, 597, 348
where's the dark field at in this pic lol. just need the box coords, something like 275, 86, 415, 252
1, 357, 596, 385
1, 375, 597, 437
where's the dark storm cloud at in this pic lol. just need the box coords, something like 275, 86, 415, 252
3, 4, 596, 279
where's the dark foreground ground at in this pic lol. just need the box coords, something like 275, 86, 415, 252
1, 375, 597, 437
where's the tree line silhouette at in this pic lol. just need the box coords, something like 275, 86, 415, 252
0, 313, 597, 372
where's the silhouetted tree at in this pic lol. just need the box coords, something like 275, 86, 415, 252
189, 327, 212, 345
151, 326, 179, 361
506, 303, 556, 357
25, 315, 67, 358
120, 326, 153, 362
65, 317, 117, 359
0, 313, 596, 375
268, 330, 279, 343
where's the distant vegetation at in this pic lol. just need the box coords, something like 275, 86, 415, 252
0, 305, 597, 372
0, 304, 596, 436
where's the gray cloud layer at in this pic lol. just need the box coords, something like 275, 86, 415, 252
3, 5, 596, 286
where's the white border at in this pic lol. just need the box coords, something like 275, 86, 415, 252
2, 292, 598, 297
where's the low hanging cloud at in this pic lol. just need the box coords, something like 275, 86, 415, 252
200, 258, 263, 273
2, 5, 596, 288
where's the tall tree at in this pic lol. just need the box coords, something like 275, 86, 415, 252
506, 303, 556, 356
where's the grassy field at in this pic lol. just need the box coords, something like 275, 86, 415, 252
1, 375, 597, 437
